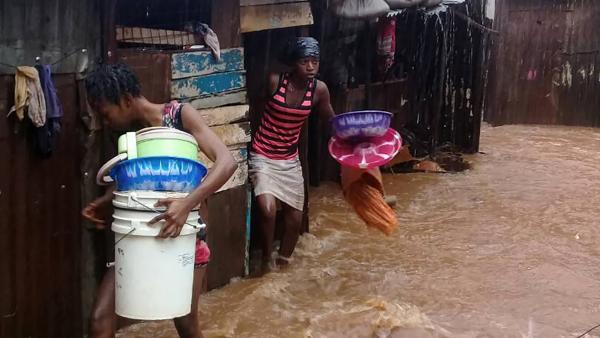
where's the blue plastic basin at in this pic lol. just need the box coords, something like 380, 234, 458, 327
110, 156, 208, 192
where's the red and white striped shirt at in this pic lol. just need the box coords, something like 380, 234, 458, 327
252, 73, 316, 160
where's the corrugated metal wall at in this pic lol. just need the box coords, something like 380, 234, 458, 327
311, 1, 490, 182
0, 1, 101, 336
486, 0, 600, 126
393, 2, 489, 154
0, 74, 84, 338
0, 0, 100, 74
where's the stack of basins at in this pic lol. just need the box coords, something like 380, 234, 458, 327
329, 110, 403, 169
96, 127, 208, 320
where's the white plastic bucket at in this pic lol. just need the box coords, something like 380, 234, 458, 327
112, 207, 204, 320
112, 190, 198, 212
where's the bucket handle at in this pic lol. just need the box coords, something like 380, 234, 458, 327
129, 195, 201, 229
96, 153, 128, 186
114, 226, 136, 246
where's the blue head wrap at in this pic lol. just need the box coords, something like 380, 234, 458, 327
281, 37, 320, 65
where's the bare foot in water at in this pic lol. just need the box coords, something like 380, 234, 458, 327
276, 255, 291, 269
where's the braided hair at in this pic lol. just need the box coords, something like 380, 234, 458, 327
85, 63, 141, 107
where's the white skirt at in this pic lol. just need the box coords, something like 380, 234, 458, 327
248, 152, 305, 211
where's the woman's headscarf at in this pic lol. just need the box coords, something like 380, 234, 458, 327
280, 37, 320, 66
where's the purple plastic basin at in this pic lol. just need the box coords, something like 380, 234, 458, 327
331, 110, 393, 140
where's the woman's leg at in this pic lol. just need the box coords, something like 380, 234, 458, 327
173, 265, 206, 338
256, 194, 278, 269
277, 203, 303, 265
90, 267, 117, 338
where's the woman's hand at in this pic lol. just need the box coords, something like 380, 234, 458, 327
149, 198, 194, 238
82, 193, 113, 229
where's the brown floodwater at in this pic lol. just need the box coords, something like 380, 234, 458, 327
118, 124, 600, 338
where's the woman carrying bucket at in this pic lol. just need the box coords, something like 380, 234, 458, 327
82, 63, 236, 338
250, 37, 335, 273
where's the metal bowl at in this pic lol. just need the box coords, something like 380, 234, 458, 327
331, 110, 393, 140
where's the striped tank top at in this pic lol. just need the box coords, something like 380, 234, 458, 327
252, 73, 317, 160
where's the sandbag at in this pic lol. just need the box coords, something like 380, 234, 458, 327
330, 0, 390, 19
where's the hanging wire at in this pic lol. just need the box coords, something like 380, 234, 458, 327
50, 48, 87, 66
0, 44, 93, 70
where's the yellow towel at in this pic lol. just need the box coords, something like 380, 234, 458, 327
8, 66, 46, 127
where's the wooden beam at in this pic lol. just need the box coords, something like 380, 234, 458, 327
211, 0, 241, 48
190, 90, 247, 110
102, 0, 118, 62
171, 48, 245, 80
198, 105, 249, 127
210, 122, 251, 146
240, 2, 314, 33
171, 71, 246, 99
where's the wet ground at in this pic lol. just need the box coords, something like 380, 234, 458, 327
119, 124, 600, 337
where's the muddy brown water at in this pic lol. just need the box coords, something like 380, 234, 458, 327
118, 124, 600, 338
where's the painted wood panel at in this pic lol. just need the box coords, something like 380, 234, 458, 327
171, 48, 245, 80
210, 122, 251, 146
240, 2, 313, 33
199, 104, 249, 127
171, 71, 246, 99
190, 90, 247, 110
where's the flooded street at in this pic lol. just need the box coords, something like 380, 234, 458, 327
119, 124, 600, 337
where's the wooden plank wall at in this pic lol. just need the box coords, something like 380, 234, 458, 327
240, 1, 314, 33
486, 0, 600, 126
172, 48, 245, 79
211, 0, 241, 49
169, 41, 251, 286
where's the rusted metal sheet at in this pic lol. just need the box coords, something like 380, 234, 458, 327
487, 0, 600, 126
171, 48, 245, 80
0, 0, 100, 74
0, 74, 83, 337
117, 50, 172, 104
240, 2, 314, 33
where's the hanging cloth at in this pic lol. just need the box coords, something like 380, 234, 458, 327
33, 65, 63, 156
8, 66, 46, 127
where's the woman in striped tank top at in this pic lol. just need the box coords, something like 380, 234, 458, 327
249, 37, 335, 273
